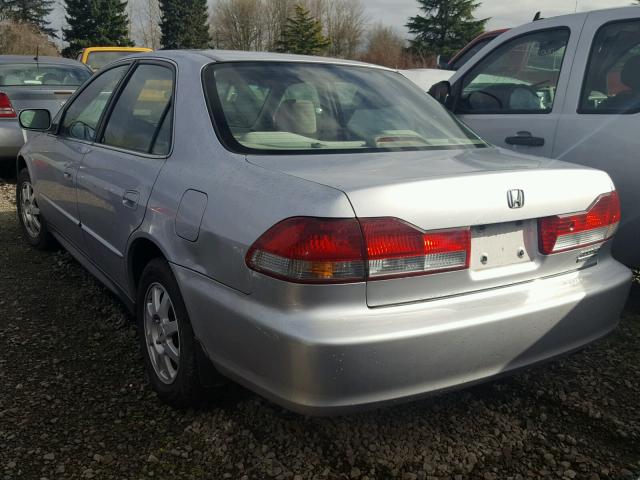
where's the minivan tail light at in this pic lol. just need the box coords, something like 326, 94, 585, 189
538, 191, 620, 255
360, 218, 470, 279
0, 92, 16, 118
246, 217, 470, 284
246, 217, 365, 283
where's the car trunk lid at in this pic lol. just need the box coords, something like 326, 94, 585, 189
1, 85, 76, 117
248, 147, 615, 306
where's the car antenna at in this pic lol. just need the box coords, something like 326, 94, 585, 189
34, 45, 39, 62
533, 12, 543, 21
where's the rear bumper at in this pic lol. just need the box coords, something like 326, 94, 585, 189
0, 120, 24, 161
175, 259, 631, 415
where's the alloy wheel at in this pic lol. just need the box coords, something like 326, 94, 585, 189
144, 283, 180, 384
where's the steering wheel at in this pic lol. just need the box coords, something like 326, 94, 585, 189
467, 90, 504, 110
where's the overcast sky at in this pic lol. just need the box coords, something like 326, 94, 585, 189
368, 0, 633, 32
49, 0, 634, 41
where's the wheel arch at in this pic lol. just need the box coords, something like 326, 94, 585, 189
127, 234, 171, 298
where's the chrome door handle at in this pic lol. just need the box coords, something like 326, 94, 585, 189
122, 190, 139, 210
63, 170, 72, 180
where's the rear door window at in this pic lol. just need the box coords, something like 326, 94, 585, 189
580, 20, 640, 114
101, 63, 174, 155
459, 29, 570, 113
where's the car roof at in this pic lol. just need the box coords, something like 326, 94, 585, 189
0, 55, 87, 67
124, 49, 393, 71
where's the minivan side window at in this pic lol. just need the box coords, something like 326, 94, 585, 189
458, 29, 570, 114
60, 65, 128, 142
101, 64, 174, 155
580, 20, 640, 114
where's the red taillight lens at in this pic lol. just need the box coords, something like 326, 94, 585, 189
0, 92, 16, 118
538, 191, 620, 255
360, 218, 470, 279
246, 217, 365, 283
246, 217, 470, 283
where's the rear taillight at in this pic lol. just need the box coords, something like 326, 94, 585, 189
360, 218, 470, 279
538, 191, 620, 255
0, 92, 16, 118
246, 217, 470, 284
246, 217, 366, 284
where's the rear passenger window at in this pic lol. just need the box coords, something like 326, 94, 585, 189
459, 29, 569, 114
101, 64, 174, 154
581, 20, 640, 114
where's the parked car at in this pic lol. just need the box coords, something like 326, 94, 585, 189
16, 51, 631, 414
430, 6, 640, 269
399, 68, 454, 91
0, 55, 92, 166
78, 47, 153, 72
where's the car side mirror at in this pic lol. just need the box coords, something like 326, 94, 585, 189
436, 55, 451, 70
19, 109, 51, 131
429, 80, 452, 107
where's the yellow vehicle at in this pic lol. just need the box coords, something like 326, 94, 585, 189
78, 47, 153, 72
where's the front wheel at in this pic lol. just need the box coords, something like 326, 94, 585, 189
16, 168, 55, 250
137, 258, 203, 407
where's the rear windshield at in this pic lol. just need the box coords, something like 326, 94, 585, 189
87, 51, 137, 71
203, 62, 486, 154
0, 63, 91, 86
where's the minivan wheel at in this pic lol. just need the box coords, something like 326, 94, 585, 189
137, 258, 202, 407
16, 168, 54, 249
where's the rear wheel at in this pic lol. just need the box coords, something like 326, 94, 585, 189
137, 258, 202, 407
16, 168, 55, 250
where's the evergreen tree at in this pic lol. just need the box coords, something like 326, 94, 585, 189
407, 0, 488, 58
277, 4, 330, 55
159, 0, 210, 49
0, 0, 56, 37
62, 0, 133, 58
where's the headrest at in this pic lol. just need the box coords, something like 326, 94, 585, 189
274, 99, 317, 136
621, 55, 640, 91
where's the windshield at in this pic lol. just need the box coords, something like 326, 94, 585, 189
86, 51, 137, 71
0, 63, 91, 86
204, 62, 486, 154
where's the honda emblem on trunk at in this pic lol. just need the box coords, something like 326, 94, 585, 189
507, 189, 525, 209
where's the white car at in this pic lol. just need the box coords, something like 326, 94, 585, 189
399, 68, 454, 91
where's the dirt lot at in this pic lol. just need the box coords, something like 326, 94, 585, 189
0, 178, 639, 480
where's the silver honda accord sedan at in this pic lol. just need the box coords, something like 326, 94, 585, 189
15, 50, 632, 414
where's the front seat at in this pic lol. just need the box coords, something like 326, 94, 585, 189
600, 55, 640, 111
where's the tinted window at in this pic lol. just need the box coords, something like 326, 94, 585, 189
581, 20, 640, 114
0, 63, 91, 86
204, 62, 486, 154
460, 29, 569, 114
60, 65, 128, 142
102, 64, 174, 154
87, 51, 139, 71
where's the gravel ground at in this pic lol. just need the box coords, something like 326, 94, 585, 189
0, 178, 639, 480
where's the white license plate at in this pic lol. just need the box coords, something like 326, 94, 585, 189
470, 221, 534, 271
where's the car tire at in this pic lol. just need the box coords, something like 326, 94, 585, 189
137, 258, 203, 407
16, 168, 55, 250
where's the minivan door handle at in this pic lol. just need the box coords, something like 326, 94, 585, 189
63, 168, 73, 180
122, 190, 139, 210
505, 131, 545, 147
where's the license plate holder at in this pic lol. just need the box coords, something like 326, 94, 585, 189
470, 221, 533, 271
